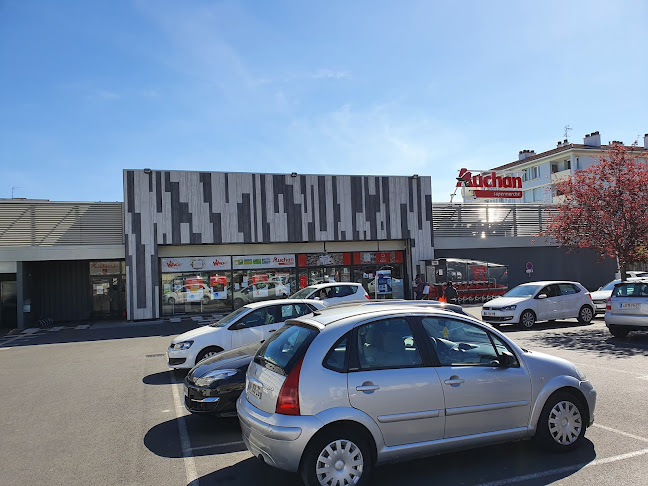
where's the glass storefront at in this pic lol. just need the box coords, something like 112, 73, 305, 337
90, 261, 126, 319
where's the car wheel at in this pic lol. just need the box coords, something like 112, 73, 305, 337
490, 322, 501, 328
535, 391, 586, 452
195, 346, 223, 365
577, 306, 594, 324
167, 297, 176, 305
201, 297, 210, 305
233, 298, 245, 309
608, 325, 629, 338
300, 426, 374, 486
518, 310, 536, 329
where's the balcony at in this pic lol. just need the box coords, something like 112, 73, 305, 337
550, 169, 571, 184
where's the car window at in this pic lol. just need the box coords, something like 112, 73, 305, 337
356, 318, 423, 370
421, 317, 513, 367
240, 308, 274, 328
333, 285, 353, 297
323, 334, 349, 372
277, 303, 312, 320
539, 285, 558, 297
558, 283, 578, 295
254, 324, 318, 376
613, 283, 648, 298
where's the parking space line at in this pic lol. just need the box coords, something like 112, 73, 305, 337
476, 448, 648, 486
190, 440, 245, 452
593, 424, 648, 443
572, 362, 648, 377
170, 382, 199, 486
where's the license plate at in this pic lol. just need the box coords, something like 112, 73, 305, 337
483, 311, 496, 317
621, 303, 640, 309
248, 381, 263, 401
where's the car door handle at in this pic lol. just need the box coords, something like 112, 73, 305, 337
269, 329, 276, 333
356, 384, 380, 392
444, 378, 465, 386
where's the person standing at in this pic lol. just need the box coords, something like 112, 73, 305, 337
413, 274, 425, 300
444, 280, 459, 304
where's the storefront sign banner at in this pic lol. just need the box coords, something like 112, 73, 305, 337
233, 254, 296, 269
90, 261, 122, 275
161, 256, 232, 273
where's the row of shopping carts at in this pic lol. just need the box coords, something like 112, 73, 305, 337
451, 281, 508, 305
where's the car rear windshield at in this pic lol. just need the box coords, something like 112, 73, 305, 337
612, 282, 648, 298
253, 323, 318, 376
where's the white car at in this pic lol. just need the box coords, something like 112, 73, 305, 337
164, 283, 213, 305
289, 282, 369, 305
481, 281, 595, 329
167, 299, 325, 369
591, 277, 644, 314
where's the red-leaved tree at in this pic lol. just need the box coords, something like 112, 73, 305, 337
542, 142, 648, 280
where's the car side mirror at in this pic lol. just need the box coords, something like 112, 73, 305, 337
229, 321, 246, 331
537, 293, 548, 299
497, 353, 513, 367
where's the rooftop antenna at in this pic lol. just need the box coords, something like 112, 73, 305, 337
11, 186, 22, 198
563, 125, 572, 142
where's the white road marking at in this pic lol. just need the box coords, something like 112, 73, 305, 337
22, 328, 40, 334
593, 424, 648, 443
49, 326, 65, 332
190, 440, 245, 452
170, 381, 199, 486
476, 448, 648, 486
75, 324, 90, 329
572, 361, 648, 377
0, 347, 10, 351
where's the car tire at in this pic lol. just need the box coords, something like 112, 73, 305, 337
534, 391, 586, 452
195, 346, 223, 365
490, 322, 501, 328
518, 310, 536, 329
201, 296, 210, 305
608, 325, 629, 338
167, 297, 176, 305
577, 305, 594, 324
233, 298, 245, 309
300, 426, 374, 486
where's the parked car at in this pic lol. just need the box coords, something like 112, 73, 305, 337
237, 303, 596, 485
167, 299, 326, 369
481, 281, 595, 329
233, 281, 292, 309
614, 270, 648, 279
590, 277, 644, 314
604, 279, 648, 337
164, 284, 213, 305
290, 282, 369, 305
184, 341, 261, 416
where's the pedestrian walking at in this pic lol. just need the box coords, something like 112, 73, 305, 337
413, 274, 425, 300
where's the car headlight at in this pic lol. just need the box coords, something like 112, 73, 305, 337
500, 305, 517, 311
574, 366, 587, 381
171, 340, 194, 350
194, 369, 238, 387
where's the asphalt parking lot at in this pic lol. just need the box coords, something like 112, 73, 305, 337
1, 310, 647, 486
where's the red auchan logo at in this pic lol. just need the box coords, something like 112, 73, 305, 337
456, 168, 522, 189
273, 256, 295, 266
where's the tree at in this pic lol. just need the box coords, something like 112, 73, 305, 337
542, 142, 648, 280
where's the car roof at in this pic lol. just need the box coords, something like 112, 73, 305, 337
288, 302, 481, 330
516, 280, 583, 286
615, 278, 648, 285
304, 282, 362, 290
243, 298, 324, 309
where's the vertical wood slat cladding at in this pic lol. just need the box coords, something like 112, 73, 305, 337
124, 170, 434, 320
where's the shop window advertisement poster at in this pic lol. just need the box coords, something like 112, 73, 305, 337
210, 275, 228, 300
377, 269, 392, 295
252, 274, 269, 298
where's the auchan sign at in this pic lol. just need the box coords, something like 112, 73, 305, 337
456, 168, 523, 199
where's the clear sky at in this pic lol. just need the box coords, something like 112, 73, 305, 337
1, 0, 647, 203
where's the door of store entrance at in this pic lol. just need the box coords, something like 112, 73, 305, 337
0, 281, 17, 328
91, 276, 125, 319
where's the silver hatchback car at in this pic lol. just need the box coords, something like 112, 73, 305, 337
237, 303, 596, 486
605, 279, 648, 337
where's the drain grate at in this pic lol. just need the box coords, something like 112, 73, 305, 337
145, 353, 165, 358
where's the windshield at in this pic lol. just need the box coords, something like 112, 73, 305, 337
599, 280, 620, 291
290, 286, 317, 299
210, 307, 248, 327
503, 284, 543, 298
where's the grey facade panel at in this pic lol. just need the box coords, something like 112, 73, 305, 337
123, 170, 434, 320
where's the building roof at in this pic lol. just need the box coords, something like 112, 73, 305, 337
492, 143, 646, 171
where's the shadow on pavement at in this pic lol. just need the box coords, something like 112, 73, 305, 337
192, 438, 596, 486
493, 319, 599, 333
142, 369, 186, 385
144, 415, 245, 458
532, 328, 648, 357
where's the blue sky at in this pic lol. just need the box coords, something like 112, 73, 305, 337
1, 0, 647, 202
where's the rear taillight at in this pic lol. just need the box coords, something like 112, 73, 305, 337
364, 292, 370, 299
606, 297, 611, 310
587, 293, 592, 301
275, 358, 303, 415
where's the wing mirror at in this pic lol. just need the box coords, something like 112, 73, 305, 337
537, 293, 548, 299
497, 353, 514, 367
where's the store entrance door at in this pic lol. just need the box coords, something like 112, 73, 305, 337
92, 276, 125, 319
0, 281, 17, 328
